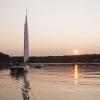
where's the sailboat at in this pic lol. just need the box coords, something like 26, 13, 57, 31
10, 11, 29, 74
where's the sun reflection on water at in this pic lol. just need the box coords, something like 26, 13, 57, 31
74, 65, 79, 85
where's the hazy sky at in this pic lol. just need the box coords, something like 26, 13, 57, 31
0, 0, 100, 56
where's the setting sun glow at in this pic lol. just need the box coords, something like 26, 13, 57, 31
74, 49, 79, 55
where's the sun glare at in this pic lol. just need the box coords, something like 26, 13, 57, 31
74, 49, 79, 55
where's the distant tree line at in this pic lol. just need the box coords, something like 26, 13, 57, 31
12, 54, 100, 63
0, 52, 10, 68
0, 52, 100, 67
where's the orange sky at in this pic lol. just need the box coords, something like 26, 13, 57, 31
0, 0, 100, 56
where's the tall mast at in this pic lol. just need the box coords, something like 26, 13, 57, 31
24, 10, 29, 63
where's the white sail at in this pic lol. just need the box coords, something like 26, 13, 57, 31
24, 11, 29, 63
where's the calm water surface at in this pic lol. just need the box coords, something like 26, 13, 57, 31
0, 64, 100, 100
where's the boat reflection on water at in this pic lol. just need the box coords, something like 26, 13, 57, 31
22, 73, 31, 100
74, 64, 79, 85
10, 72, 24, 80
10, 72, 33, 100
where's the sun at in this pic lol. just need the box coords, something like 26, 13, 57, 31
74, 49, 79, 55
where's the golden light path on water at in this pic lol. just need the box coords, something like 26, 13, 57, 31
74, 64, 78, 85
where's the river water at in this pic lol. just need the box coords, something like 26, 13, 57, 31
0, 64, 100, 100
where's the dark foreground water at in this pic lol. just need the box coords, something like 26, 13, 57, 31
0, 64, 100, 100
